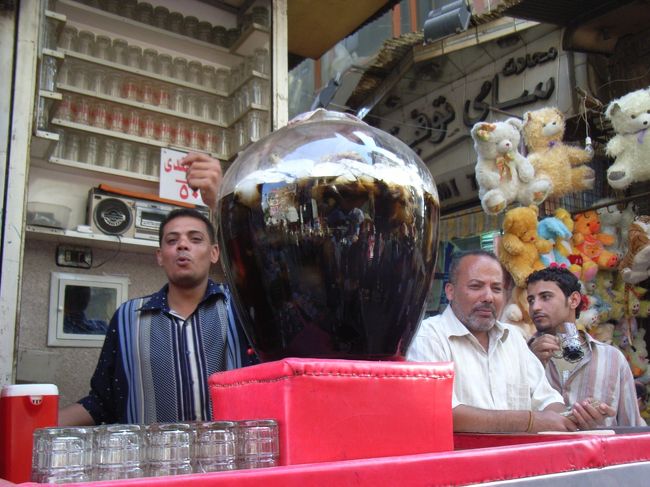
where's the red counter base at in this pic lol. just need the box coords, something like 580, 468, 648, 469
208, 358, 454, 466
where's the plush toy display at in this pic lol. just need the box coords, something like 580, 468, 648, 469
620, 215, 650, 284
537, 217, 572, 267
572, 211, 619, 270
604, 87, 650, 190
595, 198, 626, 258
498, 205, 553, 288
554, 208, 598, 282
522, 107, 595, 198
472, 119, 551, 215
590, 322, 615, 344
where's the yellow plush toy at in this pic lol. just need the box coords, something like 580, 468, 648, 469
498, 205, 553, 288
522, 107, 595, 198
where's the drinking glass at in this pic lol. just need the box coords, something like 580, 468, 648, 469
153, 6, 170, 29
218, 128, 231, 157
168, 12, 184, 34
142, 48, 158, 73
124, 109, 141, 136
111, 38, 129, 65
172, 57, 188, 81
157, 54, 173, 78
126, 45, 142, 69
102, 72, 123, 98
186, 93, 201, 117
93, 424, 146, 480
213, 98, 226, 125
147, 423, 193, 477
156, 118, 172, 143
173, 122, 189, 147
93, 35, 112, 60
188, 124, 203, 149
59, 26, 78, 51
236, 420, 279, 469
153, 84, 171, 108
76, 31, 95, 55
116, 141, 134, 171
108, 107, 124, 133
86, 68, 105, 93
101, 139, 118, 168
141, 115, 156, 139
188, 61, 202, 85
183, 16, 199, 38
133, 146, 150, 174
69, 62, 89, 90
40, 56, 58, 92
254, 48, 270, 75
148, 147, 160, 176
201, 65, 216, 90
135, 2, 154, 25
32, 427, 94, 483
140, 81, 155, 105
56, 95, 74, 121
192, 421, 237, 473
90, 102, 109, 129
81, 135, 100, 166
211, 26, 227, 46
170, 88, 186, 113
121, 77, 139, 101
215, 68, 229, 94
73, 96, 90, 125
197, 21, 212, 42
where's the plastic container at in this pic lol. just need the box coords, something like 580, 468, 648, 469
0, 384, 59, 483
26, 202, 72, 229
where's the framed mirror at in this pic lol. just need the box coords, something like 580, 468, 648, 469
48, 272, 129, 347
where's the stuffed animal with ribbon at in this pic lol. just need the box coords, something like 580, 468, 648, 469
471, 118, 550, 215
619, 215, 650, 284
604, 86, 650, 190
522, 107, 595, 198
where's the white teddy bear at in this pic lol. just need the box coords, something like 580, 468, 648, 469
604, 86, 650, 190
472, 118, 551, 215
596, 198, 625, 259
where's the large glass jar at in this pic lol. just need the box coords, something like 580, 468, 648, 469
217, 109, 440, 362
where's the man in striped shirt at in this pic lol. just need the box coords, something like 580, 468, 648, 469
59, 154, 256, 425
527, 266, 645, 427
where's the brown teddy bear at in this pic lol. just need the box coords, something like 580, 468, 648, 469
620, 215, 650, 284
498, 205, 553, 288
522, 107, 595, 198
572, 211, 619, 270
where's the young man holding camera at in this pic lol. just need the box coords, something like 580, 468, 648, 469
526, 266, 644, 427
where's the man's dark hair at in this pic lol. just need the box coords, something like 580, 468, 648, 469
448, 249, 510, 288
526, 266, 582, 318
158, 208, 216, 245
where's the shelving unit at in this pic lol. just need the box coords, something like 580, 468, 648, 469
57, 84, 229, 129
26, 224, 158, 254
27, 0, 274, 248
56, 0, 254, 67
61, 50, 230, 98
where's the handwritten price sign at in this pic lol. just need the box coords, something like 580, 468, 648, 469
159, 148, 205, 206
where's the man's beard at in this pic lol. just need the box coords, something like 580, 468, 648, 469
452, 302, 497, 333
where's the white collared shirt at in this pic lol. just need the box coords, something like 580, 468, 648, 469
407, 306, 563, 411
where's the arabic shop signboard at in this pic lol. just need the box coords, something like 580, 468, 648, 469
375, 28, 584, 211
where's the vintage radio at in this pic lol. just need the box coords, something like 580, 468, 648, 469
87, 189, 136, 238
88, 188, 211, 240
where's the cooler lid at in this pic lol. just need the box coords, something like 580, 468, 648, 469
1, 384, 58, 397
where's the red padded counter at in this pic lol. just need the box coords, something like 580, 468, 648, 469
10, 433, 650, 486
208, 358, 454, 465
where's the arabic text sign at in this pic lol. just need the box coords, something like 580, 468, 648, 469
159, 148, 205, 206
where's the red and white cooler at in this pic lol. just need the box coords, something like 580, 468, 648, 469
0, 383, 59, 483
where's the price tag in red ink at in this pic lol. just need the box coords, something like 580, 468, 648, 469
159, 148, 205, 205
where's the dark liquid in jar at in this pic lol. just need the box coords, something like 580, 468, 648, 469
219, 176, 439, 362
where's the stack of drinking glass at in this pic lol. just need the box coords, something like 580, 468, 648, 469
31, 419, 279, 483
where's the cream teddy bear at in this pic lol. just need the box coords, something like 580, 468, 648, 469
472, 119, 550, 215
522, 107, 595, 198
604, 87, 650, 190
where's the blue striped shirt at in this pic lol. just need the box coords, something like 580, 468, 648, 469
79, 280, 256, 424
